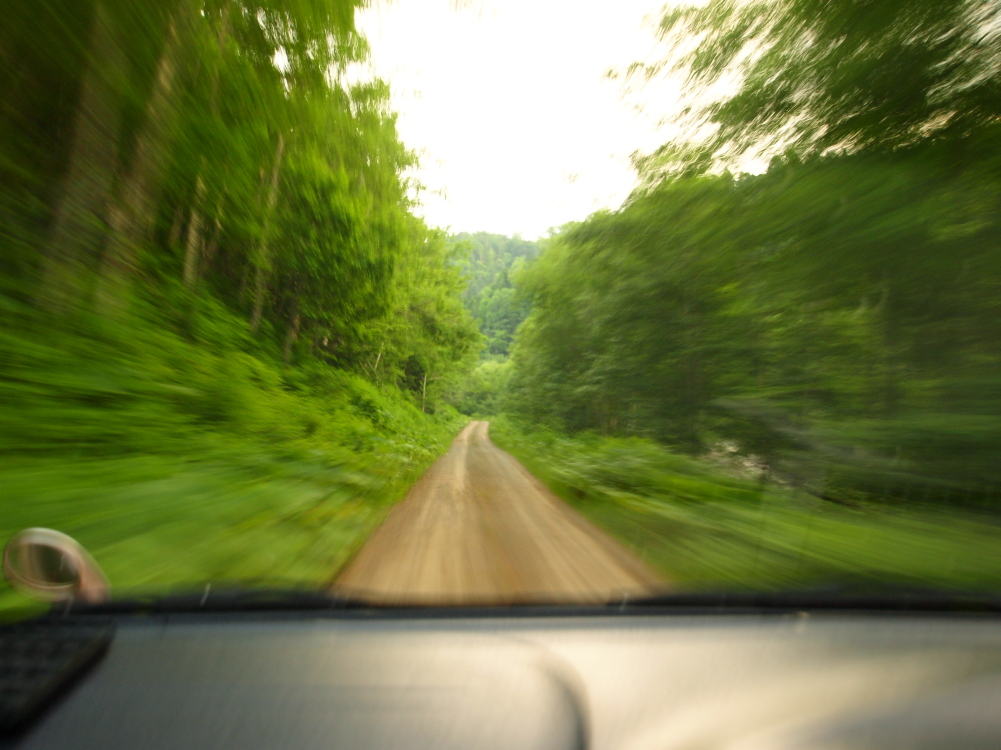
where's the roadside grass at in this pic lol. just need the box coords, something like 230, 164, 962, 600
487, 418, 1001, 592
0, 296, 464, 617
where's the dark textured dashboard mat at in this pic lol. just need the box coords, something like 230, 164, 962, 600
0, 619, 113, 733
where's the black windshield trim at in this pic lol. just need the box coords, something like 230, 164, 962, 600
45, 586, 1001, 620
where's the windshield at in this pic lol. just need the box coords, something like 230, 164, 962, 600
2, 0, 1001, 612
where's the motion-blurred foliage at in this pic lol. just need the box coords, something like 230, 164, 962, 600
0, 0, 479, 609
0, 292, 467, 614
490, 419, 1001, 591
0, 0, 480, 383
506, 0, 1001, 510
634, 0, 1001, 173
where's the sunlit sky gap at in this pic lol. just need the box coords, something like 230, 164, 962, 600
355, 0, 700, 239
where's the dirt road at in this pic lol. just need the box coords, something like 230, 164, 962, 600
334, 421, 663, 604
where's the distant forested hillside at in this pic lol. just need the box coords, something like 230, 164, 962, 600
451, 232, 540, 358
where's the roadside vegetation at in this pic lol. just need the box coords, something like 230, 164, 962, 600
0, 297, 466, 614
480, 0, 1001, 591
502, 0, 1001, 511
4, 0, 1001, 610
490, 419, 1001, 591
0, 0, 478, 612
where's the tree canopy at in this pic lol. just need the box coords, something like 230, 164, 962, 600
506, 0, 1001, 507
0, 0, 479, 407
635, 0, 1001, 174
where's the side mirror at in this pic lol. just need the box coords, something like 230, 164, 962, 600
3, 528, 110, 604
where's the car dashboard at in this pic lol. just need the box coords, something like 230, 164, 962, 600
2, 607, 1001, 750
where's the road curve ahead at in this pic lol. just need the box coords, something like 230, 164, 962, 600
334, 421, 664, 604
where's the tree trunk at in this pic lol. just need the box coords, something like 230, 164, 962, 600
250, 263, 268, 333
201, 200, 223, 279
167, 205, 183, 249
209, 0, 231, 105
38, 1, 124, 312
97, 0, 196, 312
283, 306, 301, 364
250, 133, 285, 333
421, 372, 429, 413
182, 173, 205, 289
181, 2, 228, 296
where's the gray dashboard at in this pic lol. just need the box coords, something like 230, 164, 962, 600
8, 612, 1001, 750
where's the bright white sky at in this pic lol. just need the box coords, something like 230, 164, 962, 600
354, 0, 688, 239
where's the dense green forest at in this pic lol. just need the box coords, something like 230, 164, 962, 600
500, 0, 1001, 514
2, 0, 480, 390
452, 232, 539, 358
474, 0, 1001, 592
3, 0, 1001, 605
0, 0, 479, 609
443, 232, 538, 415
